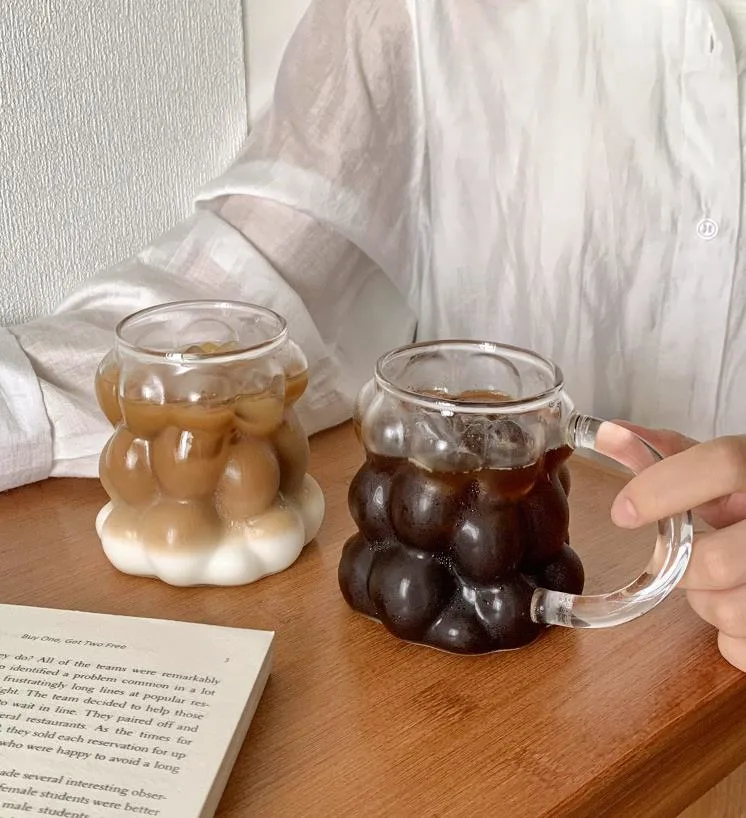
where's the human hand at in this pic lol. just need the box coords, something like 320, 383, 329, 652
609, 423, 746, 671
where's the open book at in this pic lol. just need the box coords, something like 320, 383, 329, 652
0, 604, 273, 818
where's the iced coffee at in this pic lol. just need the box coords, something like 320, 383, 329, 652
341, 442, 582, 654
94, 301, 324, 586
339, 342, 585, 654
342, 341, 696, 652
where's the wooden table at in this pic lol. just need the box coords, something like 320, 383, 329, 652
2, 423, 746, 817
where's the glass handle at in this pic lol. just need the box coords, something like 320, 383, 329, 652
530, 414, 694, 629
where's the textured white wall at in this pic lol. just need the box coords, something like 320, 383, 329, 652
0, 0, 247, 326
245, 0, 311, 123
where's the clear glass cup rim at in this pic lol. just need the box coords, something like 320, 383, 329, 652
374, 339, 565, 415
115, 299, 289, 363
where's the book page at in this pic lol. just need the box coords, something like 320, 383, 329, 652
0, 604, 273, 818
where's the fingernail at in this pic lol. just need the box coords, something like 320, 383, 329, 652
611, 496, 638, 527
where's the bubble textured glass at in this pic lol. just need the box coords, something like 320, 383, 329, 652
339, 341, 693, 654
95, 300, 324, 586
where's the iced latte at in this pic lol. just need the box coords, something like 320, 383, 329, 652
94, 301, 324, 586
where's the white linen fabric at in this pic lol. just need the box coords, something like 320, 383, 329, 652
1, 0, 745, 491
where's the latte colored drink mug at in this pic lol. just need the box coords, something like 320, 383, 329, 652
339, 340, 693, 654
94, 300, 324, 586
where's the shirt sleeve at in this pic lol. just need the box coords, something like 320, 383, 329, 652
0, 0, 422, 492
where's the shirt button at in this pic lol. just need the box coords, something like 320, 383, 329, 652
697, 217, 719, 240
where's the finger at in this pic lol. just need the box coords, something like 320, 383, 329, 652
697, 492, 746, 531
611, 436, 746, 528
678, 519, 746, 590
610, 424, 742, 529
612, 421, 698, 458
687, 585, 746, 638
718, 632, 746, 672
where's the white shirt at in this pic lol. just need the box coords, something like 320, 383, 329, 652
721, 0, 746, 59
1, 0, 746, 492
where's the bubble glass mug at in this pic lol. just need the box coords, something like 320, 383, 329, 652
339, 340, 693, 654
94, 300, 325, 587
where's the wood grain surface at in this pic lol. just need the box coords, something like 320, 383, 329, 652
681, 763, 746, 818
1, 422, 745, 817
